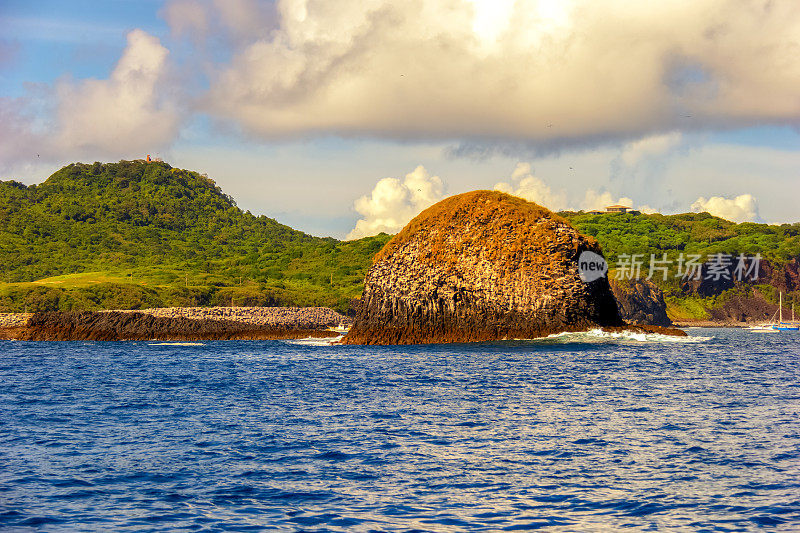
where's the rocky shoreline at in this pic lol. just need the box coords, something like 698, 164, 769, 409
0, 308, 694, 343
0, 307, 350, 341
119, 306, 351, 329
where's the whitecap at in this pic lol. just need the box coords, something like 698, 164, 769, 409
520, 328, 712, 344
282, 335, 344, 347
148, 342, 206, 346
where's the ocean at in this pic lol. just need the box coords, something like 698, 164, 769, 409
1, 329, 798, 531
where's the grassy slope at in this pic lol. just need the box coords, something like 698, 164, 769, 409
0, 235, 392, 313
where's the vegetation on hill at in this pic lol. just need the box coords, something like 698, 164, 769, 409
562, 211, 800, 264
0, 160, 389, 313
1, 161, 798, 318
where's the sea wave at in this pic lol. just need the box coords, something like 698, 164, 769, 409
1, 330, 797, 531
148, 342, 206, 346
529, 328, 713, 344
284, 328, 711, 347
282, 335, 344, 347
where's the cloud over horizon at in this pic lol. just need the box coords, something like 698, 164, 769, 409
691, 194, 761, 223
350, 162, 663, 239
0, 29, 179, 175
199, 0, 800, 145
494, 163, 569, 211
350, 162, 766, 239
494, 162, 646, 214
347, 165, 444, 240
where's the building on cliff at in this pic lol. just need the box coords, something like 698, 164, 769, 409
586, 204, 642, 215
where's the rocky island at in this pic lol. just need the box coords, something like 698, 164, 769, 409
0, 307, 350, 341
343, 191, 683, 345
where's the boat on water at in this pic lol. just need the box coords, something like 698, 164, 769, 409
748, 292, 799, 331
748, 324, 778, 332
329, 322, 350, 334
772, 293, 799, 331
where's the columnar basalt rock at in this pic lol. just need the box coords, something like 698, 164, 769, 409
343, 191, 624, 345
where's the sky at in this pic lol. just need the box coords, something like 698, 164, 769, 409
1, 0, 798, 239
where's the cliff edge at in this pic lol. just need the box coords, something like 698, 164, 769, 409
343, 191, 624, 344
609, 278, 672, 326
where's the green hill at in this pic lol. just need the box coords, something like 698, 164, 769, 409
563, 211, 800, 263
1, 160, 798, 319
0, 160, 389, 313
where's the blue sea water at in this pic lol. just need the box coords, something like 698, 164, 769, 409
1, 328, 799, 532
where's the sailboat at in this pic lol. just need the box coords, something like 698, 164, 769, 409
772, 292, 799, 331
749, 309, 778, 332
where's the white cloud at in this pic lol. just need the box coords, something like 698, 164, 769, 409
493, 162, 568, 211
54, 29, 179, 156
347, 165, 444, 239
0, 30, 180, 175
620, 132, 683, 167
492, 161, 649, 213
691, 194, 760, 223
348, 162, 650, 239
197, 0, 800, 144
495, 162, 657, 213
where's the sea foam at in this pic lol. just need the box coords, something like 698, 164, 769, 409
530, 328, 713, 344
282, 335, 345, 347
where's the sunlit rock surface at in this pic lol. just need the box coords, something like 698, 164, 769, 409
343, 191, 623, 345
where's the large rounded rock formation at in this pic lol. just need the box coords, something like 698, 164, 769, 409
343, 190, 623, 344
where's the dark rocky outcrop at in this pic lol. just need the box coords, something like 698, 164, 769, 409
2, 311, 339, 341
707, 288, 787, 323
343, 191, 627, 345
610, 278, 672, 326
767, 257, 800, 293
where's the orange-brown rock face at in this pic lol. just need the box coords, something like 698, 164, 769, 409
342, 191, 623, 345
